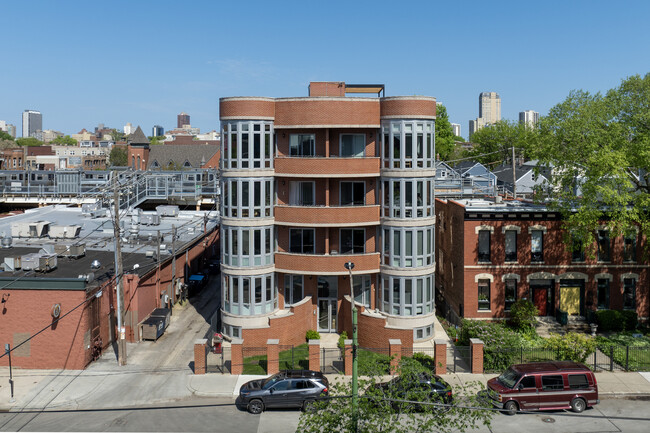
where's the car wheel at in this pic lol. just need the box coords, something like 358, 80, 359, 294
302, 399, 316, 412
247, 399, 264, 415
503, 400, 518, 416
571, 398, 586, 413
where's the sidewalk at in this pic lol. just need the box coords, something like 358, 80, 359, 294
3, 367, 650, 411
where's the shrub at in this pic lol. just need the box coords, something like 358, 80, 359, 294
542, 332, 597, 364
338, 331, 348, 349
412, 352, 437, 371
459, 319, 522, 371
507, 299, 539, 331
595, 310, 624, 332
305, 330, 321, 341
621, 310, 638, 331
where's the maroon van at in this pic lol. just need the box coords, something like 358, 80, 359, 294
487, 361, 599, 415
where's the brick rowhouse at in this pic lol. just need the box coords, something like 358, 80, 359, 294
219, 82, 438, 349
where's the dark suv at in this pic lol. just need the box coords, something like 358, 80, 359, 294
366, 372, 453, 411
239, 370, 329, 414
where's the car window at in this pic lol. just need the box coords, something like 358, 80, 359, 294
292, 380, 315, 390
541, 375, 564, 391
272, 380, 291, 391
519, 376, 536, 389
568, 374, 589, 389
432, 382, 448, 390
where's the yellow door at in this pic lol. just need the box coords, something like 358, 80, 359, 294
560, 287, 581, 315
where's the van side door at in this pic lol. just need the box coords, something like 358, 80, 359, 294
515, 375, 539, 410
539, 374, 565, 410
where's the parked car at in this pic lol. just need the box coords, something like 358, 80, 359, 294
239, 370, 329, 414
366, 372, 452, 412
187, 273, 207, 296
207, 259, 221, 275
486, 361, 599, 415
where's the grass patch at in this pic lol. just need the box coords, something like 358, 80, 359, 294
358, 349, 391, 375
242, 344, 310, 375
596, 332, 650, 371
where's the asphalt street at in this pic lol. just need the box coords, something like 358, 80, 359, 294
1, 397, 649, 432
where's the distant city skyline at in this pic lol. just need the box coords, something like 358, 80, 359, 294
1, 1, 649, 140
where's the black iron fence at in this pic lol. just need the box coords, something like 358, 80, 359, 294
483, 345, 650, 373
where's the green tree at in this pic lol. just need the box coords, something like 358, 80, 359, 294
148, 136, 165, 145
50, 135, 77, 145
532, 73, 650, 249
15, 137, 43, 146
0, 131, 15, 149
298, 357, 494, 433
435, 104, 456, 160
111, 129, 126, 142
109, 146, 128, 166
467, 120, 535, 165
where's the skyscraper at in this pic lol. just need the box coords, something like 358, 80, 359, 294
152, 125, 164, 137
451, 123, 461, 138
469, 92, 501, 139
177, 112, 190, 129
479, 92, 501, 124
519, 110, 539, 128
22, 110, 42, 138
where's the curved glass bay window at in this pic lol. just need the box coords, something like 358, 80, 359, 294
382, 120, 435, 169
222, 225, 274, 266
222, 178, 273, 218
223, 273, 277, 315
381, 275, 434, 316
222, 121, 274, 169
382, 178, 434, 218
382, 226, 434, 268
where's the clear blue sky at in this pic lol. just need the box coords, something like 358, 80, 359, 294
1, 0, 649, 139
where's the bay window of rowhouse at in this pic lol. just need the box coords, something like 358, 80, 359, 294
381, 120, 435, 169
221, 121, 273, 169
381, 275, 434, 315
382, 226, 434, 267
222, 178, 273, 218
382, 178, 434, 218
222, 226, 274, 266
223, 273, 277, 315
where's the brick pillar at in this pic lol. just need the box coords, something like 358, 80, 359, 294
389, 339, 402, 374
231, 338, 244, 375
434, 340, 447, 376
470, 338, 484, 374
267, 339, 280, 375
193, 338, 208, 375
309, 339, 321, 372
344, 339, 353, 376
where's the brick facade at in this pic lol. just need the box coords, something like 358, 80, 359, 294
436, 198, 649, 323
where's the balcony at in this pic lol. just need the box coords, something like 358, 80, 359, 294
275, 205, 379, 227
275, 252, 380, 275
275, 157, 379, 178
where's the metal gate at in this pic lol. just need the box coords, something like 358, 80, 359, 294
447, 346, 471, 373
321, 348, 343, 374
278, 345, 310, 370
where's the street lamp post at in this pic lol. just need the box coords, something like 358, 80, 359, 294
4, 343, 14, 403
344, 261, 358, 432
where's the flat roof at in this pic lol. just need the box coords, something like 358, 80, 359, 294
0, 205, 219, 288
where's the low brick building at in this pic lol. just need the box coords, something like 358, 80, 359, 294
0, 205, 219, 369
436, 198, 648, 324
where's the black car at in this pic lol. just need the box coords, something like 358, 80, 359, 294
366, 372, 452, 412
239, 370, 329, 414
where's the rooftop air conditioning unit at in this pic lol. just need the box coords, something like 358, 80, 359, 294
3, 256, 21, 271
140, 213, 161, 225
49, 225, 82, 239
156, 205, 179, 217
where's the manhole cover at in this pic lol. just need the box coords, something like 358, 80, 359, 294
542, 417, 555, 423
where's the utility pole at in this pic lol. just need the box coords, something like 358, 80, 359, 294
171, 225, 177, 303
344, 261, 358, 433
4, 344, 14, 403
112, 175, 127, 366
512, 146, 517, 199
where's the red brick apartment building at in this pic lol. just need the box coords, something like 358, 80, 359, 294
435, 198, 648, 324
219, 82, 437, 348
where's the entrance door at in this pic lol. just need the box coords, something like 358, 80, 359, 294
318, 299, 337, 333
560, 287, 581, 315
534, 288, 547, 316
317, 276, 338, 333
